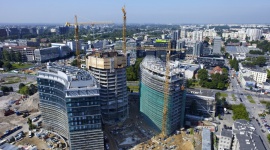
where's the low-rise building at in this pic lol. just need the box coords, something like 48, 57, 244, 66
3, 46, 35, 62
202, 128, 212, 150
218, 129, 233, 150
232, 119, 266, 150
238, 63, 267, 84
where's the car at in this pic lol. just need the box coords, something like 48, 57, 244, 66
262, 129, 266, 133
29, 131, 32, 138
32, 118, 38, 122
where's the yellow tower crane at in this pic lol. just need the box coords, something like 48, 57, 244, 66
122, 6, 127, 55
65, 15, 113, 68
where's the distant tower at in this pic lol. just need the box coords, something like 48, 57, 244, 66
172, 30, 179, 40
213, 36, 222, 55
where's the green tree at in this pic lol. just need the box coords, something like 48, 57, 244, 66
198, 69, 208, 81
3, 50, 11, 61
15, 52, 22, 62
19, 83, 25, 90
232, 104, 249, 121
0, 60, 3, 68
3, 61, 12, 71
19, 86, 30, 95
254, 56, 266, 67
70, 59, 77, 67
267, 134, 270, 143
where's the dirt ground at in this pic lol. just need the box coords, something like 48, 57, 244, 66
15, 136, 48, 149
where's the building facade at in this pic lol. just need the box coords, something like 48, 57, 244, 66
86, 51, 128, 124
213, 36, 222, 55
140, 56, 186, 135
37, 63, 104, 149
218, 129, 233, 150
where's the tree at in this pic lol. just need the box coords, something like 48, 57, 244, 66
267, 134, 270, 143
0, 60, 3, 68
15, 52, 22, 62
70, 59, 77, 67
29, 84, 37, 95
3, 50, 11, 61
1, 86, 10, 93
3, 61, 12, 71
232, 104, 249, 121
19, 83, 25, 90
197, 69, 208, 81
254, 56, 266, 67
19, 86, 30, 95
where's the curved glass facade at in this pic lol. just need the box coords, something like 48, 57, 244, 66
140, 57, 186, 135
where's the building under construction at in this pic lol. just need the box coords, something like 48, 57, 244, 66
86, 51, 128, 124
37, 63, 104, 150
140, 56, 186, 135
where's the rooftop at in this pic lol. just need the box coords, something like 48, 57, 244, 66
141, 55, 184, 77
221, 129, 232, 138
202, 128, 211, 150
88, 51, 124, 58
186, 89, 215, 98
38, 63, 98, 91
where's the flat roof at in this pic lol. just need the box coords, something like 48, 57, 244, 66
221, 129, 232, 138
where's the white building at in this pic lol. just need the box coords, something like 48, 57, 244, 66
192, 30, 203, 41
218, 129, 233, 150
246, 28, 262, 41
238, 63, 267, 84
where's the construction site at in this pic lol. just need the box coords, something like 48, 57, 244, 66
85, 51, 128, 125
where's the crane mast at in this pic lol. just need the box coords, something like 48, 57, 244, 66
122, 6, 126, 55
162, 41, 171, 136
74, 15, 80, 68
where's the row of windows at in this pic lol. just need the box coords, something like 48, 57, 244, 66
69, 119, 101, 126
69, 115, 100, 121
69, 124, 101, 132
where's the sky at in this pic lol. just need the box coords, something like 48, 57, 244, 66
1, 0, 270, 24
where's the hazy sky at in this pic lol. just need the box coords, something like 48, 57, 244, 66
1, 0, 269, 24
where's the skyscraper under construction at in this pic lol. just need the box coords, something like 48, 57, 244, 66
140, 56, 186, 135
86, 51, 128, 124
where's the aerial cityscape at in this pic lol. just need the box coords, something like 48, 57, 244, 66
1, 1, 270, 150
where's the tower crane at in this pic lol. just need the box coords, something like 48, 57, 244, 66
65, 15, 113, 68
122, 6, 127, 55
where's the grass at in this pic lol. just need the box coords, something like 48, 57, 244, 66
232, 94, 236, 101
220, 92, 228, 98
128, 85, 139, 92
247, 95, 256, 103
12, 63, 33, 69
2, 76, 21, 84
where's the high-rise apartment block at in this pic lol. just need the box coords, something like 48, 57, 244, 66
37, 63, 104, 149
140, 56, 186, 135
213, 36, 222, 55
86, 51, 128, 124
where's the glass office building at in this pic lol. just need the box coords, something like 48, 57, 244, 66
37, 63, 104, 150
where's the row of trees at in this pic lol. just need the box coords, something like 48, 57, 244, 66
1, 86, 13, 93
251, 40, 270, 52
197, 68, 229, 90
229, 58, 239, 71
19, 83, 37, 96
2, 50, 22, 62
249, 50, 264, 55
126, 58, 144, 81
0, 60, 13, 70
232, 104, 249, 121
244, 56, 266, 67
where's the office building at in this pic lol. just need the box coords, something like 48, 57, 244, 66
0, 29, 8, 37
213, 36, 222, 55
86, 51, 128, 124
3, 46, 35, 62
193, 42, 203, 57
37, 63, 104, 149
172, 30, 179, 40
140, 56, 186, 135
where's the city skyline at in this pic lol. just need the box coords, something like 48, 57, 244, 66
1, 0, 270, 24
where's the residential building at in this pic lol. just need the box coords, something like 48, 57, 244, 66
37, 63, 104, 149
85, 51, 128, 124
238, 63, 267, 84
202, 128, 212, 150
196, 57, 225, 68
246, 28, 262, 41
140, 56, 186, 135
213, 36, 222, 55
218, 129, 233, 150
180, 29, 186, 38
210, 66, 223, 74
